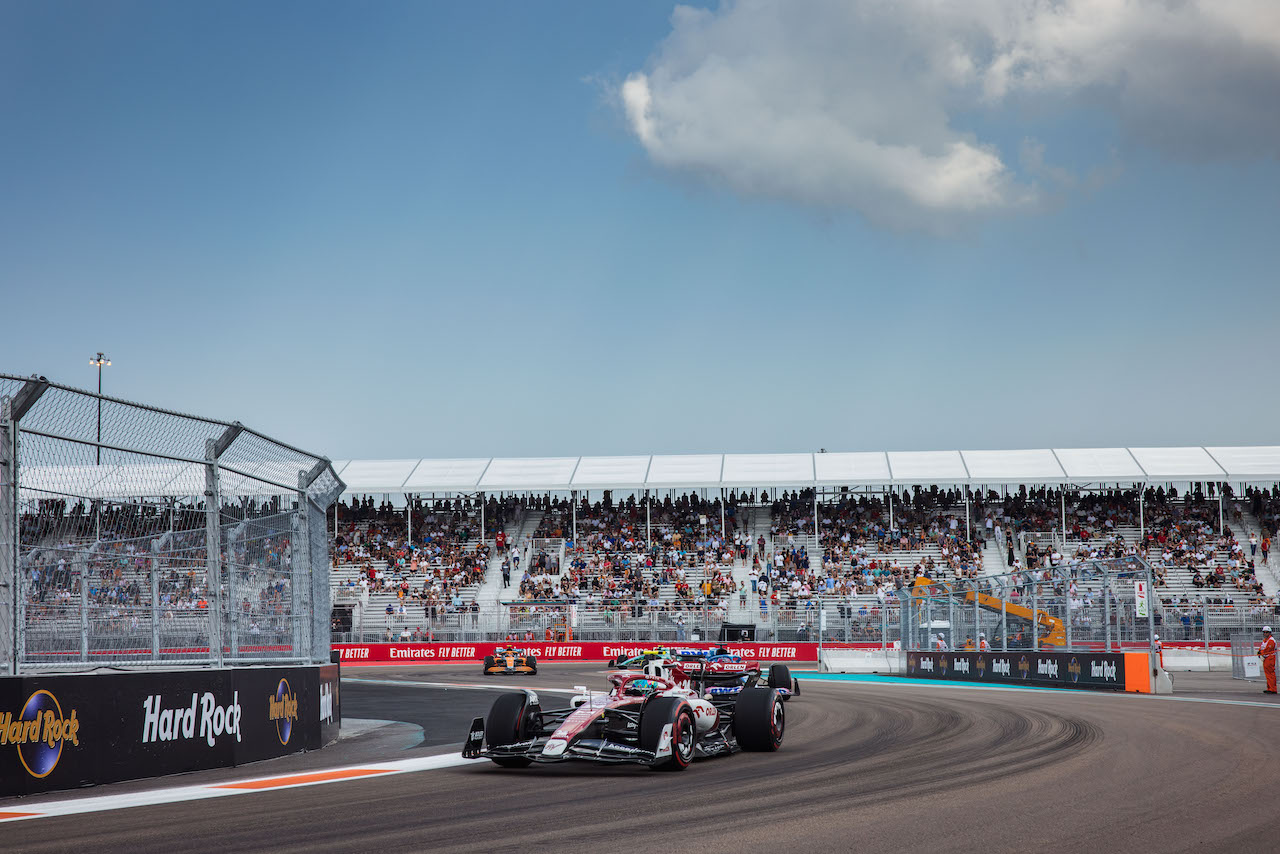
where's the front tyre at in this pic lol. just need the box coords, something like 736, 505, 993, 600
735, 688, 784, 751
485, 692, 538, 768
767, 663, 792, 691
640, 697, 695, 771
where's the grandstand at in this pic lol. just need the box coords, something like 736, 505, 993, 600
323, 447, 1280, 645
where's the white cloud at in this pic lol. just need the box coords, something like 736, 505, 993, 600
620, 0, 1280, 230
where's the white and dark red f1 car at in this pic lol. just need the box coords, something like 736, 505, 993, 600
462, 663, 785, 771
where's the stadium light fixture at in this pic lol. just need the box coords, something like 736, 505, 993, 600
90, 352, 110, 464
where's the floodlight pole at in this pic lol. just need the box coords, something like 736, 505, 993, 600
90, 353, 110, 464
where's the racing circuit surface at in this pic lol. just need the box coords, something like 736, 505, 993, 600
4, 663, 1279, 853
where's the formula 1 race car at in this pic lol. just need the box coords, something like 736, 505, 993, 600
607, 647, 676, 669
611, 647, 799, 700
463, 662, 785, 771
682, 650, 801, 701
483, 646, 538, 676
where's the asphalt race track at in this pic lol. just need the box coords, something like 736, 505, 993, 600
5, 663, 1280, 853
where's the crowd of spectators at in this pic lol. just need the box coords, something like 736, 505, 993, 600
503, 493, 746, 625
22, 507, 301, 637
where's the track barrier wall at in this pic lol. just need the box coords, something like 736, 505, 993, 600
901, 650, 1153, 693
0, 663, 340, 796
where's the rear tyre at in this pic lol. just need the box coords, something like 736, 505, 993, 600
767, 663, 792, 691
640, 697, 694, 771
526, 655, 537, 674
483, 655, 496, 675
485, 692, 536, 768
735, 688, 784, 751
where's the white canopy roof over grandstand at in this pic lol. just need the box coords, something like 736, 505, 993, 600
330, 446, 1280, 495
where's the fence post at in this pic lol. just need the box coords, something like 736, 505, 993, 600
922, 594, 929, 650
151, 537, 160, 661
1146, 562, 1155, 648
1064, 585, 1072, 651
79, 551, 88, 660
1032, 585, 1039, 652
973, 591, 980, 651
1001, 596, 1007, 651
292, 479, 310, 663
0, 397, 13, 676
204, 439, 224, 668
1103, 567, 1111, 653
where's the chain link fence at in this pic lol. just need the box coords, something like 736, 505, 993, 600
890, 556, 1278, 653
0, 374, 344, 673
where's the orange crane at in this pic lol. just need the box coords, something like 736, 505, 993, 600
911, 577, 1066, 648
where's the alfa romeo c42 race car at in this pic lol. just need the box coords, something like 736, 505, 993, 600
609, 647, 800, 701
463, 662, 785, 771
483, 646, 538, 676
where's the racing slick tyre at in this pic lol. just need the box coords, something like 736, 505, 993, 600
485, 692, 539, 768
526, 655, 537, 674
483, 655, 496, 675
767, 663, 792, 692
640, 697, 695, 772
734, 687, 784, 752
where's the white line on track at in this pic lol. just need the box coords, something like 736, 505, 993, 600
0, 678, 585, 823
0, 753, 484, 824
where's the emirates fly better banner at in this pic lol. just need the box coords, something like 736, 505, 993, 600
331, 641, 866, 664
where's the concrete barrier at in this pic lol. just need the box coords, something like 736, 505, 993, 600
1160, 649, 1232, 672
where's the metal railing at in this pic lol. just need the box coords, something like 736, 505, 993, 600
1, 374, 344, 673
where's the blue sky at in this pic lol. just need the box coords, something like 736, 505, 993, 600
2, 1, 1278, 462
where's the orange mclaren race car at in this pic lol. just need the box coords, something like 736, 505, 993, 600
483, 646, 538, 676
